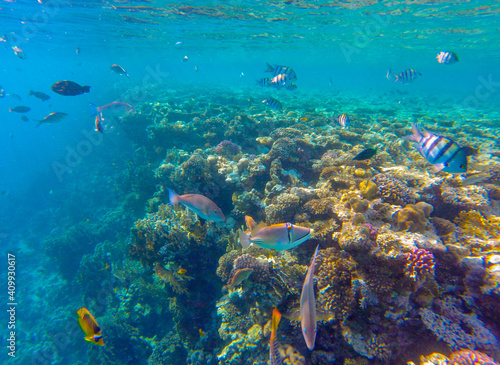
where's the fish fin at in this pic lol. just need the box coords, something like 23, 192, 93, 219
199, 217, 206, 225
239, 230, 251, 249
167, 188, 179, 205
244, 215, 257, 232
265, 62, 274, 73
282, 307, 301, 322
251, 222, 267, 236
393, 75, 399, 82
28, 90, 33, 95
316, 309, 335, 322
431, 164, 445, 173
402, 122, 422, 142
35, 122, 42, 127
89, 103, 98, 117
272, 308, 281, 332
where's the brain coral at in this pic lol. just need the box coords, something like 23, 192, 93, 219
371, 174, 417, 206
395, 202, 434, 233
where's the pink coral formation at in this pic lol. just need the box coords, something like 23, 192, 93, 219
401, 248, 435, 282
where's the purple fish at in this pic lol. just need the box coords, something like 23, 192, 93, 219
167, 188, 225, 222
300, 245, 319, 350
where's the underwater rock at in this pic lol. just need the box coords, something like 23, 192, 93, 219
337, 220, 373, 253
265, 192, 301, 224
394, 202, 434, 233
371, 173, 417, 206
359, 179, 379, 200
147, 331, 188, 365
441, 184, 491, 211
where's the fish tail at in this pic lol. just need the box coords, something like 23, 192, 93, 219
272, 308, 281, 332
265, 62, 274, 73
89, 103, 98, 117
167, 188, 179, 205
393, 75, 399, 83
239, 230, 251, 249
403, 123, 422, 142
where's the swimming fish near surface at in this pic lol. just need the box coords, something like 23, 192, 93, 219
393, 69, 422, 84
335, 113, 350, 128
9, 106, 30, 113
270, 308, 284, 365
403, 123, 467, 173
77, 307, 104, 346
352, 147, 377, 161
263, 97, 283, 110
29, 90, 50, 102
12, 46, 26, 59
300, 245, 320, 351
110, 64, 129, 78
51, 80, 90, 96
90, 102, 136, 120
265, 63, 297, 82
167, 188, 225, 222
436, 51, 459, 64
239, 216, 312, 251
95, 115, 104, 133
36, 112, 68, 127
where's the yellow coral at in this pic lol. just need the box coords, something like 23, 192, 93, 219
455, 210, 500, 240
395, 202, 433, 233
359, 179, 378, 200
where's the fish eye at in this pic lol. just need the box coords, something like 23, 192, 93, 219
460, 165, 465, 168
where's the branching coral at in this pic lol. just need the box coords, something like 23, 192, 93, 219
401, 248, 436, 283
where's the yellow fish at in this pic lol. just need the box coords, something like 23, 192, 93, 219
77, 308, 104, 346
177, 268, 187, 275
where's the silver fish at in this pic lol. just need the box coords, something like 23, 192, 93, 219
167, 188, 225, 222
300, 245, 319, 350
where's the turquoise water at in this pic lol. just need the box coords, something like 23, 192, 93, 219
1, 1, 499, 365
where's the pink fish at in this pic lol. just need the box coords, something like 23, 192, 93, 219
90, 102, 136, 120
300, 245, 319, 350
167, 188, 225, 222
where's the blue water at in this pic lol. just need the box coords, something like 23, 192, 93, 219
1, 1, 500, 365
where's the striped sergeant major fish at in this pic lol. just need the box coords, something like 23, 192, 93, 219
265, 63, 297, 81
403, 123, 467, 173
394, 69, 422, 84
436, 51, 459, 64
270, 308, 284, 365
335, 113, 350, 128
263, 97, 283, 110
300, 245, 320, 350
256, 78, 271, 87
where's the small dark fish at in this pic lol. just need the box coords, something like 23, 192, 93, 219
95, 115, 104, 133
9, 106, 30, 113
394, 69, 421, 84
263, 97, 282, 110
51, 80, 90, 96
21, 115, 29, 122
436, 51, 459, 64
110, 64, 129, 78
353, 147, 377, 161
29, 90, 50, 101
12, 46, 26, 59
37, 112, 68, 126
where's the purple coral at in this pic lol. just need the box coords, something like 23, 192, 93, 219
215, 140, 241, 157
401, 248, 435, 282
448, 349, 499, 365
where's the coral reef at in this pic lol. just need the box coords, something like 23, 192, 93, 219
371, 173, 417, 206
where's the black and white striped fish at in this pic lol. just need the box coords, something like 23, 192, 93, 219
436, 51, 459, 64
265, 63, 297, 81
403, 123, 467, 173
263, 97, 283, 110
256, 78, 271, 87
335, 113, 350, 128
394, 69, 422, 84
270, 73, 289, 87
286, 83, 297, 91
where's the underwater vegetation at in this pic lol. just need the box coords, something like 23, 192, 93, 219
25, 85, 500, 365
